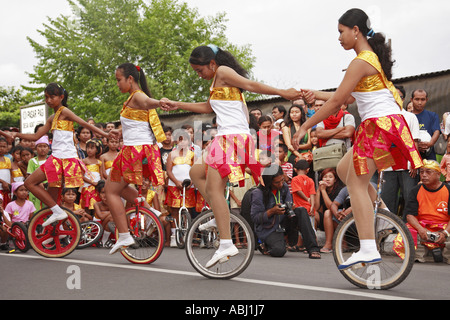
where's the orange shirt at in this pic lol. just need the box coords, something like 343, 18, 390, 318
405, 183, 450, 224
291, 174, 316, 211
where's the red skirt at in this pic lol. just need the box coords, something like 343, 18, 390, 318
205, 133, 262, 187
110, 144, 164, 186
352, 114, 423, 176
166, 186, 196, 208
41, 155, 87, 188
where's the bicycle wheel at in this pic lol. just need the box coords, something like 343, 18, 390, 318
333, 208, 415, 290
78, 220, 103, 249
185, 210, 255, 279
27, 207, 81, 258
116, 207, 164, 264
175, 208, 191, 249
11, 222, 30, 252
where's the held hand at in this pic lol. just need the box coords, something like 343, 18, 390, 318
281, 88, 303, 101
292, 126, 307, 150
159, 98, 179, 111
301, 89, 315, 104
108, 129, 120, 140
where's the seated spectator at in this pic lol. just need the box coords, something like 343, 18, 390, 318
93, 180, 115, 246
250, 165, 320, 258
314, 168, 344, 253
397, 160, 450, 263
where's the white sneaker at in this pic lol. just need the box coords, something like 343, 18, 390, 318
338, 251, 382, 270
109, 236, 135, 255
170, 235, 177, 247
199, 218, 217, 231
205, 245, 239, 268
42, 211, 68, 227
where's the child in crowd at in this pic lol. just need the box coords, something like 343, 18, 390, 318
10, 145, 24, 183
291, 160, 316, 217
100, 137, 119, 179
27, 135, 50, 211
3, 182, 36, 227
18, 147, 34, 178
440, 137, 450, 183
93, 180, 115, 246
275, 144, 293, 194
61, 187, 91, 222
0, 137, 11, 208
310, 128, 319, 151
81, 139, 103, 215
257, 115, 280, 152
165, 131, 196, 247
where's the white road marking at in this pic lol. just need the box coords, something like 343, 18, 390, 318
0, 253, 416, 300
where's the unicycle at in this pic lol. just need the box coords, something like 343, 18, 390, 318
115, 187, 165, 264
185, 209, 255, 279
27, 207, 81, 258
332, 170, 415, 289
174, 179, 192, 249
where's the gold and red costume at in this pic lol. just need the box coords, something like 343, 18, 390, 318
41, 107, 88, 188
351, 51, 422, 176
110, 90, 165, 186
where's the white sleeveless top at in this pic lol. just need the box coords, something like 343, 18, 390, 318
209, 77, 250, 136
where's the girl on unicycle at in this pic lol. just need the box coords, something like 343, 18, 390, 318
9, 83, 112, 227
160, 45, 302, 268
293, 9, 423, 270
106, 63, 166, 254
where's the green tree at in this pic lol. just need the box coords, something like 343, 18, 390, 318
26, 0, 257, 122
0, 86, 40, 128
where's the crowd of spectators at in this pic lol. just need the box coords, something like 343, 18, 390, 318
0, 86, 449, 263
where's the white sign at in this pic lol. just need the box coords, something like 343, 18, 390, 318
20, 102, 47, 134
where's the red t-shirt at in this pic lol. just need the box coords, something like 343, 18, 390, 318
291, 174, 316, 211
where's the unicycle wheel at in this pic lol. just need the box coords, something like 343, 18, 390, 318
28, 207, 81, 258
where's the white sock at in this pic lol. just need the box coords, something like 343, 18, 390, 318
171, 228, 176, 235
118, 232, 131, 241
50, 205, 65, 216
218, 239, 233, 251
359, 239, 377, 254
102, 231, 111, 243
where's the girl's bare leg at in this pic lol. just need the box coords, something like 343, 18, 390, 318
336, 150, 377, 239
25, 168, 67, 226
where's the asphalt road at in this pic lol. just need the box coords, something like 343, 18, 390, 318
1, 245, 449, 305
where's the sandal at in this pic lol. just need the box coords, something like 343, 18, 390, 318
320, 247, 333, 253
309, 251, 321, 259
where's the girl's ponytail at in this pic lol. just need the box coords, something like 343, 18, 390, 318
117, 63, 153, 98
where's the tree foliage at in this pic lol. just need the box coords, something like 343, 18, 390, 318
0, 86, 39, 128
26, 0, 257, 122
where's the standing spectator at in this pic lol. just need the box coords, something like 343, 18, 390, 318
316, 105, 355, 149
280, 104, 312, 165
274, 144, 293, 194
272, 105, 286, 130
440, 138, 450, 184
159, 126, 173, 171
27, 136, 50, 212
379, 87, 421, 215
250, 108, 262, 122
411, 89, 440, 160
0, 137, 11, 208
257, 115, 280, 152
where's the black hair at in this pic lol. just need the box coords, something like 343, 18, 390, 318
411, 89, 428, 99
96, 180, 106, 193
258, 165, 285, 208
86, 139, 102, 156
62, 187, 78, 196
117, 63, 153, 98
272, 105, 286, 117
294, 159, 310, 170
258, 115, 273, 126
189, 45, 249, 80
339, 8, 394, 80
45, 83, 69, 107
284, 104, 306, 128
163, 126, 173, 133
277, 143, 288, 154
